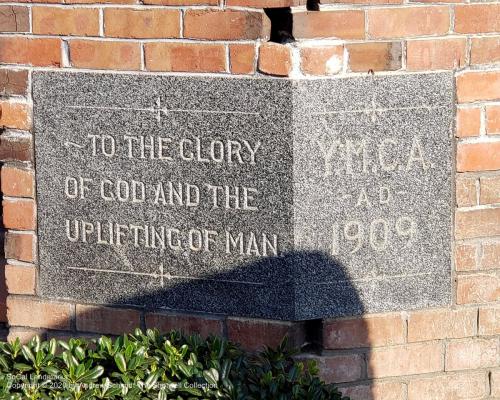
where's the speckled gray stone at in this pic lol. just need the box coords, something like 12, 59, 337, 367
33, 71, 454, 320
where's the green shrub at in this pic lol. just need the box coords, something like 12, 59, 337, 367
0, 329, 349, 400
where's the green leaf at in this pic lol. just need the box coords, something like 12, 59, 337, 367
203, 368, 219, 386
114, 352, 127, 373
21, 345, 36, 364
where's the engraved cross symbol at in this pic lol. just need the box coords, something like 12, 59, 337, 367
366, 91, 379, 123
153, 97, 163, 124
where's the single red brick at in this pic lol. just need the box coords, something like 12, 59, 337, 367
7, 297, 71, 330
0, 6, 29, 32
455, 243, 477, 272
145, 42, 226, 73
104, 8, 180, 39
258, 43, 292, 77
300, 45, 344, 76
0, 134, 32, 162
457, 71, 500, 103
184, 9, 270, 40
455, 4, 500, 34
227, 318, 305, 351
486, 105, 500, 135
341, 382, 405, 400
478, 306, 500, 335
480, 243, 500, 270
298, 354, 364, 384
456, 176, 477, 207
33, 7, 99, 36
457, 274, 500, 304
408, 372, 489, 400
293, 11, 365, 40
347, 42, 402, 72
229, 44, 256, 75
5, 232, 35, 263
1, 165, 34, 197
0, 37, 61, 67
3, 199, 36, 230
145, 312, 223, 337
144, 0, 217, 4
76, 304, 141, 334
407, 38, 466, 70
226, 0, 302, 6
367, 7, 449, 39
471, 37, 500, 65
5, 265, 36, 295
446, 338, 499, 370
324, 314, 405, 349
0, 101, 30, 130
456, 208, 500, 239
368, 342, 443, 378
407, 308, 476, 342
70, 40, 141, 70
480, 176, 500, 204
0, 69, 27, 96
457, 142, 500, 172
456, 108, 481, 138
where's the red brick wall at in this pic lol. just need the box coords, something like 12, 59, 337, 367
1, 1, 499, 399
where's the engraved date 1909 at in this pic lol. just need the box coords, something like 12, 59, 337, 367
330, 216, 417, 255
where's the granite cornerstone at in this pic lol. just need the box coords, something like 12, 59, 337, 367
33, 71, 454, 320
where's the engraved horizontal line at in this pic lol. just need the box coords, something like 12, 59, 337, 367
65, 105, 259, 116
67, 266, 265, 286
318, 271, 448, 285
310, 105, 449, 115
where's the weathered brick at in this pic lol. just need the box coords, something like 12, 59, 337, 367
480, 176, 500, 204
0, 134, 32, 162
144, 0, 217, 4
408, 371, 489, 400
455, 244, 477, 272
3, 198, 36, 230
226, 0, 302, 6
299, 354, 364, 384
227, 318, 305, 351
457, 71, 500, 103
486, 105, 500, 135
455, 4, 500, 34
5, 232, 35, 263
145, 43, 226, 73
407, 308, 476, 342
7, 328, 45, 344
347, 42, 401, 72
0, 69, 27, 96
229, 44, 256, 75
368, 342, 443, 378
341, 382, 405, 400
184, 9, 269, 40
7, 297, 71, 330
457, 274, 500, 304
300, 45, 343, 75
1, 165, 34, 197
457, 142, 500, 172
293, 11, 365, 40
456, 176, 477, 207
5, 265, 35, 295
76, 304, 141, 334
456, 108, 481, 138
145, 312, 223, 337
480, 242, 500, 270
493, 370, 500, 398
258, 43, 292, 76
446, 338, 499, 370
0, 101, 30, 130
0, 37, 61, 67
456, 209, 500, 239
70, 40, 141, 70
478, 306, 500, 335
367, 7, 449, 39
471, 37, 500, 65
407, 38, 466, 70
324, 314, 405, 349
65, 0, 137, 3
33, 7, 99, 36
104, 8, 180, 39
0, 6, 29, 32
